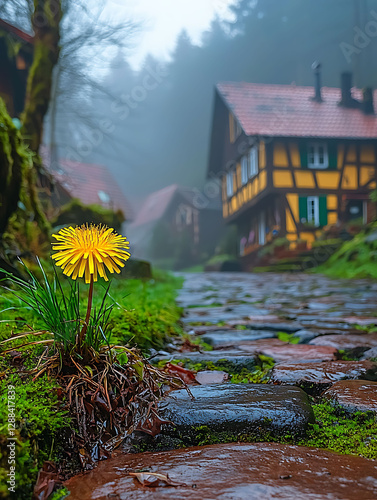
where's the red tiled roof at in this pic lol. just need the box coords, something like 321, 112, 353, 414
52, 160, 132, 219
131, 184, 179, 227
131, 183, 222, 228
0, 19, 33, 44
217, 82, 377, 139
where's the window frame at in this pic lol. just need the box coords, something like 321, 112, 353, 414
307, 142, 329, 169
307, 196, 320, 226
249, 146, 259, 178
241, 156, 248, 185
226, 171, 234, 198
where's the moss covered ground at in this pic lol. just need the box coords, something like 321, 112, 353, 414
0, 374, 69, 499
0, 269, 183, 352
299, 401, 377, 459
0, 269, 183, 498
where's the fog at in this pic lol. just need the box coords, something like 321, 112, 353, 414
3, 0, 377, 267
48, 0, 377, 207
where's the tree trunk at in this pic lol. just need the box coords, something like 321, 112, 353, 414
0, 100, 31, 236
22, 0, 62, 154
20, 0, 62, 235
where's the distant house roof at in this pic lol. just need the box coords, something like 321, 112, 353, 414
131, 184, 220, 228
0, 19, 33, 44
132, 184, 179, 227
50, 159, 133, 220
217, 82, 377, 139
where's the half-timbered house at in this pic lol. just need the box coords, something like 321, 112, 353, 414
208, 72, 377, 267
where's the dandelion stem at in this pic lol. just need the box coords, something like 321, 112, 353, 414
79, 275, 94, 345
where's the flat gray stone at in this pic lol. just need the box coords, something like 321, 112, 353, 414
159, 383, 314, 437
309, 333, 377, 350
201, 329, 276, 347
361, 346, 377, 360
182, 304, 265, 324
227, 321, 302, 332
195, 370, 229, 385
271, 360, 377, 395
154, 351, 258, 373
294, 329, 320, 344
307, 301, 335, 310
238, 339, 337, 362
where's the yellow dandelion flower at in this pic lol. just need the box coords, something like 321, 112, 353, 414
51, 224, 130, 283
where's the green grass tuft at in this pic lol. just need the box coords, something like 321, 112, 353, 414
277, 332, 300, 344
317, 221, 377, 279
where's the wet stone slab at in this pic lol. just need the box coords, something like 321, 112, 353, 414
201, 329, 276, 347
270, 360, 377, 395
361, 346, 377, 360
182, 303, 270, 323
237, 339, 337, 362
293, 329, 320, 344
195, 370, 229, 385
158, 383, 314, 438
226, 320, 302, 332
323, 379, 377, 413
154, 351, 258, 373
309, 333, 377, 350
64, 442, 377, 500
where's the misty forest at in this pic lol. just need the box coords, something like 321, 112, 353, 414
50, 0, 376, 198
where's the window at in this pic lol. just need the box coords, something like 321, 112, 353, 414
98, 190, 110, 204
240, 147, 258, 184
226, 171, 234, 197
249, 147, 258, 177
308, 142, 328, 169
307, 196, 319, 226
241, 156, 248, 185
176, 205, 192, 227
299, 195, 327, 226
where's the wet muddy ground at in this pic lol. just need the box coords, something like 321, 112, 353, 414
65, 272, 377, 499
65, 442, 377, 499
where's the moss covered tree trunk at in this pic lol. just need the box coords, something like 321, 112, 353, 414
22, 0, 62, 153
0, 100, 32, 236
20, 0, 62, 234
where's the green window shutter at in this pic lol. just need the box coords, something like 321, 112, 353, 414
299, 142, 308, 168
299, 196, 308, 222
328, 143, 337, 170
319, 196, 328, 226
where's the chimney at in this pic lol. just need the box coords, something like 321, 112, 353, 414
362, 87, 374, 114
311, 61, 322, 102
339, 72, 359, 108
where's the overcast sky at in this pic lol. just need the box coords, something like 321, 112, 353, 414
106, 0, 237, 68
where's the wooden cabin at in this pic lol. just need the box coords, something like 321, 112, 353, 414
208, 73, 377, 267
128, 184, 223, 267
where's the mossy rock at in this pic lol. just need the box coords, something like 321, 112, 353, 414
120, 259, 152, 279
53, 199, 125, 232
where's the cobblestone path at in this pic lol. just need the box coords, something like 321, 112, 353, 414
65, 272, 377, 500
